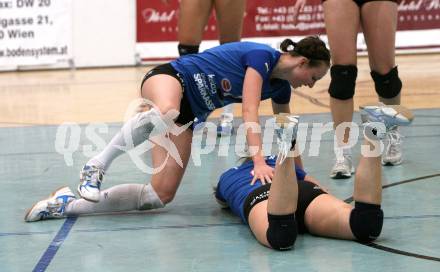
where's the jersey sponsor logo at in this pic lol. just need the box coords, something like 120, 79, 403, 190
194, 73, 216, 110
207, 74, 217, 94
221, 78, 232, 92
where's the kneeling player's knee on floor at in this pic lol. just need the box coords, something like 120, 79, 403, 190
266, 213, 298, 251
371, 66, 402, 99
349, 201, 384, 243
159, 192, 176, 205
328, 65, 358, 100
138, 184, 166, 210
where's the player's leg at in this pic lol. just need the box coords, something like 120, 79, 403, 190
25, 129, 193, 222
213, 0, 245, 136
214, 0, 245, 44
304, 135, 383, 241
149, 127, 193, 205
305, 104, 413, 241
72, 125, 193, 216
361, 1, 403, 165
323, 0, 360, 179
351, 103, 412, 241
248, 157, 299, 250
248, 114, 300, 250
177, 0, 214, 55
79, 71, 186, 202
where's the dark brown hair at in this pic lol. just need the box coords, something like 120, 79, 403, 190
280, 36, 330, 68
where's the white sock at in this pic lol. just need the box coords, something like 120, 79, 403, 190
88, 108, 172, 171
65, 183, 164, 215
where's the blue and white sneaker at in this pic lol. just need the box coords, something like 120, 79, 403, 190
78, 164, 104, 202
217, 113, 234, 137
274, 113, 299, 164
360, 103, 414, 130
24, 187, 76, 222
360, 103, 413, 165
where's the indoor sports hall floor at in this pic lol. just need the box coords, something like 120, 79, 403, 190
1, 54, 439, 271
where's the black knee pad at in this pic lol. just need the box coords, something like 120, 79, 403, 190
266, 213, 298, 251
371, 66, 402, 99
178, 44, 199, 56
349, 201, 384, 243
328, 65, 358, 100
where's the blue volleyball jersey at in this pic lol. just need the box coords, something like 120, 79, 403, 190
170, 42, 291, 121
215, 156, 307, 223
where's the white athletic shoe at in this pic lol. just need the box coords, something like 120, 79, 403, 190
217, 113, 234, 137
330, 153, 355, 179
274, 113, 299, 164
78, 164, 104, 202
24, 187, 76, 222
382, 127, 403, 166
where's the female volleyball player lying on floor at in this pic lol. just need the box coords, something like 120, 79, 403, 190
214, 104, 414, 250
25, 104, 413, 252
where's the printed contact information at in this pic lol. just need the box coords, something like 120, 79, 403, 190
0, 0, 72, 66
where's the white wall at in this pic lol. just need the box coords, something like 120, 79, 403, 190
72, 0, 137, 68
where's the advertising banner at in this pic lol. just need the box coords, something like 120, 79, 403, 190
136, 0, 440, 63
0, 0, 73, 66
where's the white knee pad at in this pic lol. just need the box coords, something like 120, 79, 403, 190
138, 184, 165, 210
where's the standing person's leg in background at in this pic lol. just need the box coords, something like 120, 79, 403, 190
214, 0, 246, 44
177, 0, 213, 56
323, 0, 360, 179
214, 0, 246, 136
178, 0, 246, 136
361, 1, 403, 165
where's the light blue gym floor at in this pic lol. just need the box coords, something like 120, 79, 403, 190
1, 109, 439, 272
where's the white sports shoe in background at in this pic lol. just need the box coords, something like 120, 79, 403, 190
330, 151, 355, 179
382, 127, 403, 165
217, 113, 234, 137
